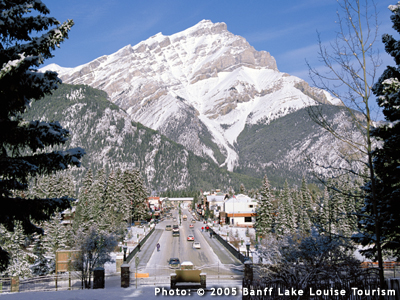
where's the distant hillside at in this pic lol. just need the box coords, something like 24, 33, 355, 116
234, 105, 359, 187
24, 84, 261, 192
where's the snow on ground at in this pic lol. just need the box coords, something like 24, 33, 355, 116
1, 223, 247, 299
204, 222, 260, 259
0, 279, 242, 300
104, 225, 154, 274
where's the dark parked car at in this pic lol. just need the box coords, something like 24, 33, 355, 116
168, 258, 180, 269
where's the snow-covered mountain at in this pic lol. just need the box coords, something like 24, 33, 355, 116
25, 84, 262, 192
42, 20, 341, 173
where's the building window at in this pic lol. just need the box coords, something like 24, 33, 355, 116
244, 217, 252, 223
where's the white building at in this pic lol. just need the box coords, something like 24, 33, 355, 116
206, 193, 226, 218
224, 194, 257, 227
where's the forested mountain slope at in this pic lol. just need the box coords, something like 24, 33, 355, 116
24, 84, 261, 192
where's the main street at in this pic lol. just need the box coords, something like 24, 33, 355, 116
129, 208, 243, 282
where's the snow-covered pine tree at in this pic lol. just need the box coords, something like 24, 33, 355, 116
123, 169, 135, 222
275, 190, 289, 236
74, 169, 95, 232
337, 176, 359, 238
123, 169, 148, 222
46, 174, 59, 198
239, 183, 246, 195
102, 171, 121, 232
282, 180, 297, 234
318, 186, 332, 234
298, 177, 312, 234
116, 168, 130, 224
30, 232, 50, 276
42, 212, 70, 273
356, 3, 400, 259
132, 169, 149, 221
49, 172, 76, 200
0, 222, 32, 278
91, 168, 107, 225
0, 1, 85, 270
30, 175, 51, 199
248, 188, 257, 199
254, 175, 274, 235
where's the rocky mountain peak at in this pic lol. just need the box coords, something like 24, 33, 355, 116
182, 19, 228, 37
42, 20, 339, 171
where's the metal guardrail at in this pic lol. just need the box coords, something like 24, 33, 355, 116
209, 228, 247, 263
126, 226, 155, 264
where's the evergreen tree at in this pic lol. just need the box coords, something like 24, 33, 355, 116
337, 176, 358, 238
298, 178, 312, 234
318, 186, 332, 234
123, 169, 148, 222
91, 168, 107, 225
281, 179, 297, 234
356, 3, 400, 259
42, 212, 70, 273
30, 175, 51, 198
254, 175, 274, 235
131, 169, 148, 221
74, 169, 95, 232
0, 222, 32, 278
275, 190, 289, 236
248, 188, 258, 199
116, 168, 130, 224
239, 183, 246, 195
48, 172, 75, 199
0, 1, 84, 270
102, 171, 120, 232
30, 232, 50, 276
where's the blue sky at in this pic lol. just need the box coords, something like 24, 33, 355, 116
43, 0, 396, 116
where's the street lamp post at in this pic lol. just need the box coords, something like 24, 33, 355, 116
123, 245, 128, 263
135, 256, 139, 289
246, 242, 250, 258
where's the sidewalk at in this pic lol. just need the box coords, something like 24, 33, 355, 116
129, 228, 163, 269
200, 228, 242, 266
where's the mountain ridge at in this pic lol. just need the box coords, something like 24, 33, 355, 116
41, 20, 341, 172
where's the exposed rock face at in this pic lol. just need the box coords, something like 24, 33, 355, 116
43, 20, 339, 171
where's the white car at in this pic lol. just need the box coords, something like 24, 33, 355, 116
192, 242, 201, 249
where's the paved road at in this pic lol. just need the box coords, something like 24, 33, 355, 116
131, 209, 243, 281
128, 228, 164, 269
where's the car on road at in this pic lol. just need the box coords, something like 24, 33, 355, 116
191, 219, 196, 223
189, 224, 194, 228
192, 242, 201, 249
165, 225, 172, 231
187, 235, 194, 241
168, 258, 181, 269
173, 218, 177, 222
172, 224, 179, 236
